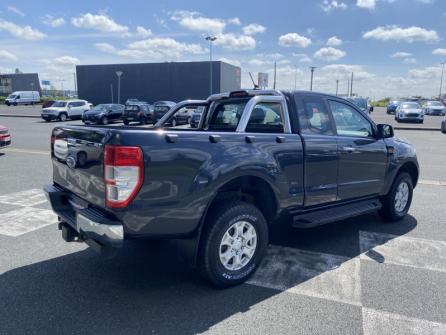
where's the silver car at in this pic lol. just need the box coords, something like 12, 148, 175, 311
423, 101, 446, 116
395, 102, 424, 124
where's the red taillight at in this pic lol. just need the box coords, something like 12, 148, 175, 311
104, 145, 144, 208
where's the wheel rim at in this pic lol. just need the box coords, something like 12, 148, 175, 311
102, 117, 108, 125
219, 221, 257, 271
60, 114, 66, 121
394, 181, 409, 213
172, 119, 176, 127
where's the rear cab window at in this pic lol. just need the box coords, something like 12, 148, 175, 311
207, 98, 249, 131
297, 95, 334, 136
245, 102, 284, 133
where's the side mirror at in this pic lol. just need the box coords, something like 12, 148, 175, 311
370, 106, 374, 112
377, 124, 394, 139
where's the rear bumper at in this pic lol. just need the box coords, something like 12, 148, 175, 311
41, 114, 58, 121
44, 184, 123, 248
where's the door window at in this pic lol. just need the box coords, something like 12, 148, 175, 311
245, 102, 284, 133
328, 100, 373, 138
298, 97, 334, 135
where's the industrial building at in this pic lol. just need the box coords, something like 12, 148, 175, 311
76, 61, 241, 105
0, 73, 41, 96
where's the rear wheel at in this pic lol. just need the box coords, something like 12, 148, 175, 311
379, 172, 413, 222
59, 113, 67, 122
140, 116, 147, 125
123, 120, 129, 125
101, 116, 109, 125
198, 201, 268, 287
171, 118, 177, 127
441, 122, 446, 134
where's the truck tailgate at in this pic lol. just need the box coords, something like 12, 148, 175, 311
51, 126, 107, 208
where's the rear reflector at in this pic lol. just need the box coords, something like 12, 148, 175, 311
104, 145, 143, 208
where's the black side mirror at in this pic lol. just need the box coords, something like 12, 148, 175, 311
377, 124, 394, 139
370, 106, 374, 112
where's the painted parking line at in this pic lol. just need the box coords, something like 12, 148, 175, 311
0, 189, 47, 207
247, 245, 361, 306
362, 308, 446, 335
0, 207, 57, 237
418, 179, 446, 187
359, 231, 446, 273
1, 147, 49, 155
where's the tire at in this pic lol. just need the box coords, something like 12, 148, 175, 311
419, 120, 424, 124
59, 113, 67, 122
140, 116, 147, 125
101, 116, 109, 125
198, 201, 268, 287
123, 120, 129, 125
187, 116, 192, 125
441, 122, 446, 134
13, 102, 17, 106
5, 102, 10, 106
379, 172, 413, 222
171, 118, 177, 127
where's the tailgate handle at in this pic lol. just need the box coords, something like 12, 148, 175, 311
276, 136, 286, 143
209, 135, 221, 143
245, 135, 256, 143
165, 134, 178, 143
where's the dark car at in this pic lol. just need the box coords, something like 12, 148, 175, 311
0, 124, 11, 148
45, 89, 419, 288
82, 104, 125, 125
387, 100, 399, 114
189, 106, 205, 128
122, 103, 153, 125
346, 97, 373, 114
153, 101, 176, 124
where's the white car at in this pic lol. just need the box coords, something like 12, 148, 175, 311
5, 91, 40, 106
423, 101, 446, 116
41, 100, 91, 122
395, 102, 424, 124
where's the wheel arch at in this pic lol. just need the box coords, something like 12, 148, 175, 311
397, 161, 419, 187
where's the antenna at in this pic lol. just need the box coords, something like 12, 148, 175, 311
249, 72, 259, 89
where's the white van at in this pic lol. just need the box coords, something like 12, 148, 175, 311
5, 91, 40, 106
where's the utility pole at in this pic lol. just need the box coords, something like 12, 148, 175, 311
440, 61, 446, 98
335, 79, 339, 96
294, 65, 298, 90
116, 71, 123, 104
273, 61, 277, 89
347, 79, 350, 96
350, 72, 354, 97
205, 36, 217, 95
309, 66, 316, 91
73, 72, 77, 96
110, 83, 114, 103
30, 83, 34, 101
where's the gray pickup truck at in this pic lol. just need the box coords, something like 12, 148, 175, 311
45, 89, 419, 287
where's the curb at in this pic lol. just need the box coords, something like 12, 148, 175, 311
394, 126, 439, 131
0, 114, 40, 118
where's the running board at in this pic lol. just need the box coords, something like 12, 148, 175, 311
292, 199, 382, 228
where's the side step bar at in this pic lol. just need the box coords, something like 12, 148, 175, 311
292, 199, 382, 228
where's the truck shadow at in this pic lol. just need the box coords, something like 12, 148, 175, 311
0, 214, 417, 334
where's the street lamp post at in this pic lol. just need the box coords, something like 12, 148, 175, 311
30, 83, 34, 102
309, 66, 316, 91
205, 36, 217, 96
440, 61, 446, 98
73, 72, 77, 97
116, 71, 123, 104
335, 79, 339, 96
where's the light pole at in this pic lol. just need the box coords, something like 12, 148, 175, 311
116, 71, 123, 104
335, 79, 339, 96
439, 61, 446, 98
294, 65, 298, 90
350, 72, 354, 97
309, 66, 316, 91
205, 36, 217, 96
30, 83, 34, 101
73, 72, 77, 97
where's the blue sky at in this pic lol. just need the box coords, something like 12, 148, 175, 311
0, 0, 445, 98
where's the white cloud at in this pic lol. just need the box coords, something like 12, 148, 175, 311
214, 33, 256, 50
0, 19, 46, 40
0, 50, 17, 61
53, 56, 80, 66
242, 23, 266, 35
391, 51, 412, 58
363, 25, 439, 43
409, 66, 441, 79
327, 36, 343, 46
356, 0, 376, 10
292, 53, 312, 63
321, 0, 348, 13
170, 10, 225, 33
433, 48, 446, 56
71, 13, 129, 35
227, 17, 241, 25
7, 6, 24, 17
42, 15, 66, 28
314, 47, 346, 61
278, 33, 312, 48
135, 26, 152, 38
403, 57, 417, 64
319, 64, 374, 81
248, 59, 267, 66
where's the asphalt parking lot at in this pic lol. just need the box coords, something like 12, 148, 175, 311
1, 115, 446, 334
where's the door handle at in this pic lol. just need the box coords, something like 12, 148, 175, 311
276, 136, 286, 143
342, 146, 355, 153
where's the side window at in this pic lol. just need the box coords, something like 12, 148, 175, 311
67, 102, 74, 107
245, 102, 284, 133
208, 99, 248, 131
298, 97, 334, 135
328, 100, 373, 138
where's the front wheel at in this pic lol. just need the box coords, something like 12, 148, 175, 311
101, 116, 109, 125
171, 118, 177, 127
198, 201, 268, 287
123, 119, 129, 125
59, 113, 67, 122
379, 172, 413, 222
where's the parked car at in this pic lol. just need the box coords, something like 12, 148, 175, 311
82, 104, 125, 125
42, 100, 55, 109
125, 98, 147, 105
122, 103, 153, 125
189, 106, 205, 128
45, 89, 419, 287
0, 124, 11, 148
422, 101, 446, 116
5, 91, 40, 106
41, 100, 91, 122
153, 101, 177, 124
395, 101, 424, 123
346, 97, 373, 114
441, 115, 446, 133
386, 100, 399, 114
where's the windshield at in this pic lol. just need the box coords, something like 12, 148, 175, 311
427, 101, 444, 107
352, 99, 368, 109
52, 101, 67, 107
401, 102, 420, 109
92, 104, 109, 111
7, 94, 17, 99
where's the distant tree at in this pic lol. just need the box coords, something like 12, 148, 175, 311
14, 68, 21, 74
